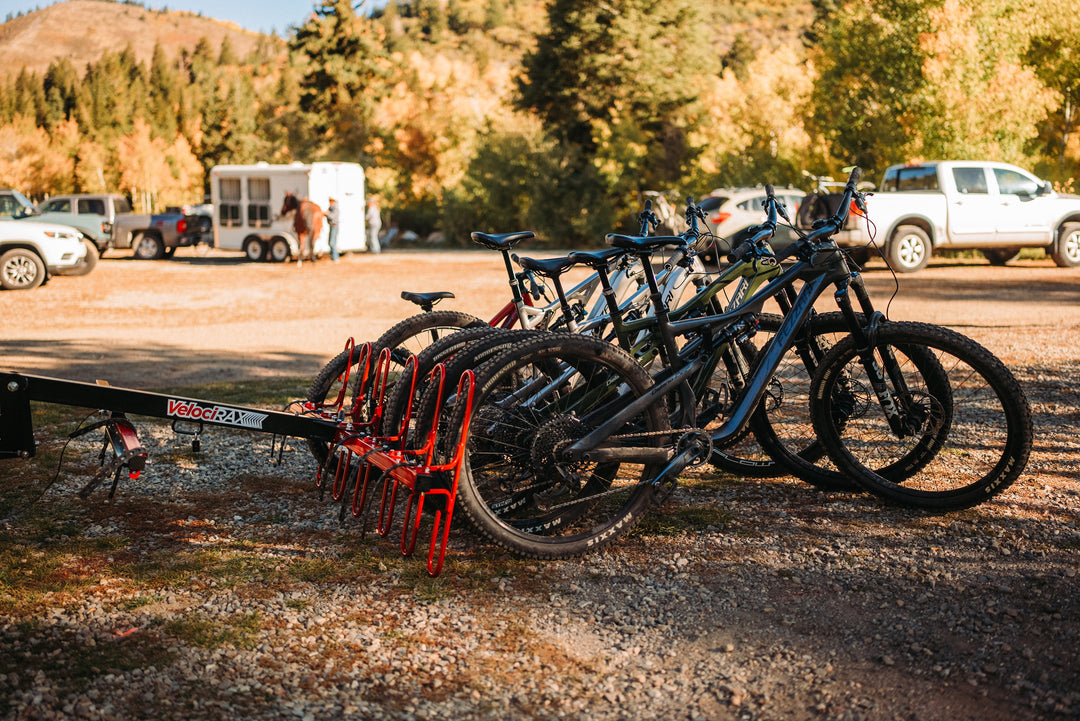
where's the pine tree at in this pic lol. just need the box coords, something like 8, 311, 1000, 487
290, 0, 390, 159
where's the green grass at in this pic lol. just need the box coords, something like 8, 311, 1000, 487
164, 611, 263, 650
628, 505, 736, 538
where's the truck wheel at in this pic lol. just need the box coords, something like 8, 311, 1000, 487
268, 237, 291, 263
243, 237, 267, 262
1051, 223, 1080, 267
57, 239, 100, 276
133, 233, 166, 260
982, 248, 1021, 266
886, 225, 931, 273
0, 249, 46, 290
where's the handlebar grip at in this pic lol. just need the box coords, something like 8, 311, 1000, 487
644, 199, 652, 211
765, 184, 775, 199
846, 167, 862, 190
727, 242, 753, 264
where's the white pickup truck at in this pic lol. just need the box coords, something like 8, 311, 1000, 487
820, 161, 1080, 272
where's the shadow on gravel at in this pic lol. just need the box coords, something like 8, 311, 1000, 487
105, 255, 250, 267
860, 270, 1080, 306
0, 339, 327, 390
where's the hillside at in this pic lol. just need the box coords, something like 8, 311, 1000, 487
0, 0, 277, 78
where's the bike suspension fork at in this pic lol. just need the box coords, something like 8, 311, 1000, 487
833, 274, 913, 437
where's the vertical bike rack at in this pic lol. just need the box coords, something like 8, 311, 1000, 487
0, 338, 476, 577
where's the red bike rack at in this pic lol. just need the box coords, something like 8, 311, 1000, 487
1, 338, 476, 577
315, 344, 476, 576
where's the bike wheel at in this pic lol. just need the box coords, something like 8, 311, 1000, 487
305, 310, 486, 462
452, 334, 671, 559
744, 312, 867, 490
695, 337, 785, 478
810, 322, 1032, 510
696, 313, 861, 489
381, 326, 542, 443
409, 329, 549, 448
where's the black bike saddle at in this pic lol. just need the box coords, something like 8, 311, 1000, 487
567, 247, 627, 270
470, 231, 536, 251
401, 290, 455, 310
514, 254, 578, 278
605, 234, 687, 252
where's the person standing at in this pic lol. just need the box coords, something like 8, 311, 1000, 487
366, 196, 382, 254
326, 197, 340, 262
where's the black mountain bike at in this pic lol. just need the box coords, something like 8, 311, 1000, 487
442, 169, 1032, 559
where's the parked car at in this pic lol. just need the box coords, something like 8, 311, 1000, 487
810, 160, 1080, 272
34, 193, 206, 259
0, 219, 88, 290
0, 189, 98, 277
697, 187, 806, 263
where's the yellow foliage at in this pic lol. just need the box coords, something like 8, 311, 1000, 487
0, 115, 76, 197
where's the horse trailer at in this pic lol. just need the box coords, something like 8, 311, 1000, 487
209, 162, 367, 262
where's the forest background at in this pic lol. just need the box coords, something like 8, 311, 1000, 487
2, 0, 1079, 244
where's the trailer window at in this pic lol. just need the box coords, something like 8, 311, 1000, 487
219, 178, 242, 228
247, 178, 272, 228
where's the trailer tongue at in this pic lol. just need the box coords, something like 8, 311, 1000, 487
0, 341, 474, 576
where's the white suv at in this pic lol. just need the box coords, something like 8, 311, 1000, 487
698, 187, 806, 263
0, 220, 88, 290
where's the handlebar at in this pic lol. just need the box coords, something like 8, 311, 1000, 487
638, 199, 658, 236
774, 166, 863, 262
725, 184, 779, 262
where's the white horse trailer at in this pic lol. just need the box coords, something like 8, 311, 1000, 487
209, 162, 367, 262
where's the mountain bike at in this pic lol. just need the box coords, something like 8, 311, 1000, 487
305, 212, 707, 463
443, 169, 1032, 559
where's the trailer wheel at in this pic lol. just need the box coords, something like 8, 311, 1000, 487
1051, 223, 1080, 267
133, 233, 166, 260
243, 237, 267, 262
886, 225, 931, 273
1, 249, 46, 290
268, 237, 291, 263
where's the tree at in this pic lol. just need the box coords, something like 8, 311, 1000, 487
515, 0, 715, 240
289, 0, 390, 160
809, 0, 1053, 177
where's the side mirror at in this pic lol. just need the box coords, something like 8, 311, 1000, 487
1038, 182, 1053, 196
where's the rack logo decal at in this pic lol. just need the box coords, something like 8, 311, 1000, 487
166, 400, 268, 429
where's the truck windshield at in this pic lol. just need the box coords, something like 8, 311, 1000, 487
0, 190, 35, 218
882, 166, 939, 192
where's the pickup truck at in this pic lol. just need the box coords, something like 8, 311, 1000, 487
30, 193, 208, 260
0, 218, 88, 290
805, 161, 1080, 272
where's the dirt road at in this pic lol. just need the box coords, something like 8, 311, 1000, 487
2, 248, 1078, 389
3, 248, 1080, 721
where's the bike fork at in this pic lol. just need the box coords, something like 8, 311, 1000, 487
833, 274, 915, 438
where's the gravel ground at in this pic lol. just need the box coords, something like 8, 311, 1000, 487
1, 251, 1079, 720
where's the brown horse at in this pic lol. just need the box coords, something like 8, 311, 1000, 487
280, 192, 324, 265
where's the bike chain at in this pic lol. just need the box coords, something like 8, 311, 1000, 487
502, 427, 708, 513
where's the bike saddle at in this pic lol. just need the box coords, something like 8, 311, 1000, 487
567, 247, 628, 270
605, 233, 687, 252
401, 290, 455, 311
470, 231, 536, 251
514, 254, 578, 278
